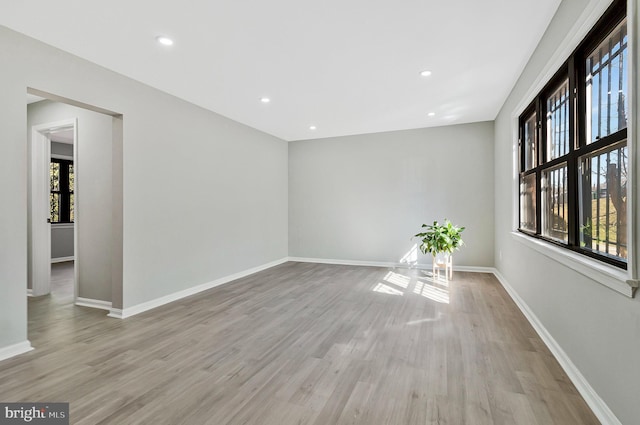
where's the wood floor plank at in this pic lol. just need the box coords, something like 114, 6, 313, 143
0, 262, 600, 424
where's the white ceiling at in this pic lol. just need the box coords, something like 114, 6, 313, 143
2, 0, 561, 141
50, 129, 73, 144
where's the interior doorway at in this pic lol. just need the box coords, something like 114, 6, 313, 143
29, 118, 78, 300
26, 88, 124, 317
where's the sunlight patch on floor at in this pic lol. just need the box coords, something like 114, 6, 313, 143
414, 280, 449, 304
373, 282, 404, 296
383, 271, 410, 289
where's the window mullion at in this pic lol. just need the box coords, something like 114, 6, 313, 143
536, 98, 543, 235
567, 57, 578, 246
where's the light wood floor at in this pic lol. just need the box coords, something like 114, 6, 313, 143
1, 262, 599, 425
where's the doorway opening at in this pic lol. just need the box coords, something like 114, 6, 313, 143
28, 118, 78, 300
26, 88, 123, 328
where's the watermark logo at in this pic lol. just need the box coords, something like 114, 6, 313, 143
0, 403, 68, 424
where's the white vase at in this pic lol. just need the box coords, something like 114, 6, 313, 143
434, 252, 450, 266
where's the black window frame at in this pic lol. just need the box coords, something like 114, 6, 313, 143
50, 158, 74, 224
518, 0, 628, 269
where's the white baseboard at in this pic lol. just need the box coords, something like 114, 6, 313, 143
452, 265, 494, 273
75, 297, 112, 311
107, 308, 123, 319
491, 268, 621, 425
27, 289, 34, 297
288, 256, 398, 268
51, 256, 74, 264
109, 257, 289, 319
287, 256, 494, 274
0, 340, 33, 363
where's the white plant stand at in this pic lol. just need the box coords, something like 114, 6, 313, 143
432, 252, 453, 281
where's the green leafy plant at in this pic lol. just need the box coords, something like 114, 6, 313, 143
414, 219, 465, 256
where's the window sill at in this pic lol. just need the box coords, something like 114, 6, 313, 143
51, 222, 74, 229
511, 231, 637, 298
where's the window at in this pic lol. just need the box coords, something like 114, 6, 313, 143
546, 79, 570, 160
579, 143, 627, 259
523, 111, 538, 171
586, 18, 628, 144
542, 164, 568, 243
50, 158, 74, 223
518, 0, 627, 268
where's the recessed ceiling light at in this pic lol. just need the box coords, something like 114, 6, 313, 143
428, 112, 436, 117
309, 126, 317, 130
156, 36, 174, 46
260, 97, 271, 103
420, 70, 432, 77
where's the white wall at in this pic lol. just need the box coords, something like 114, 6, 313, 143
0, 47, 28, 349
121, 92, 288, 309
494, 0, 640, 423
51, 141, 72, 156
289, 122, 494, 267
51, 225, 73, 259
28, 100, 113, 301
0, 25, 288, 349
